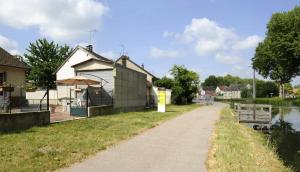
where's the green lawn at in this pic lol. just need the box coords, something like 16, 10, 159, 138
206, 108, 292, 172
0, 104, 199, 172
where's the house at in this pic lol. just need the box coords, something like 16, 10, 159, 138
115, 55, 158, 106
55, 45, 147, 112
216, 85, 241, 99
0, 47, 27, 106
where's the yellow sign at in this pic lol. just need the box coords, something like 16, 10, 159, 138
158, 88, 166, 112
158, 90, 166, 105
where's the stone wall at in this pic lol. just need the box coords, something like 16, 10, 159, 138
0, 111, 50, 132
114, 66, 147, 112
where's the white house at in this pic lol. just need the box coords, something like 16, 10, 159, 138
55, 45, 147, 112
216, 85, 241, 99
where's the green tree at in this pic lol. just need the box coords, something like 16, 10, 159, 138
170, 65, 200, 104
25, 39, 72, 88
154, 76, 174, 89
252, 6, 300, 97
202, 75, 219, 89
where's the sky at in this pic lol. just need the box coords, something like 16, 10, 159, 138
0, 0, 299, 84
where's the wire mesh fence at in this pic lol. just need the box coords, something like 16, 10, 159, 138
0, 86, 49, 114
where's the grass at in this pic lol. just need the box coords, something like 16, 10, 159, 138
206, 108, 292, 172
0, 104, 199, 172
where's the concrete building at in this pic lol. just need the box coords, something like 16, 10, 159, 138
55, 45, 147, 112
116, 55, 157, 106
0, 47, 27, 106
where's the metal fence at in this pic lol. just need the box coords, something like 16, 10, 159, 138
0, 86, 49, 114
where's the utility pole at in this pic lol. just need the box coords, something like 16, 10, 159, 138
253, 68, 256, 99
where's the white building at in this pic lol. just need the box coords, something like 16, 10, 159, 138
216, 85, 241, 99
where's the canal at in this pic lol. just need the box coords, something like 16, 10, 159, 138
271, 106, 300, 171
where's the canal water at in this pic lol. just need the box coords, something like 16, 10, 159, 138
270, 106, 300, 171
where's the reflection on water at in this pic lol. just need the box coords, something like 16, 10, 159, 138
271, 107, 300, 172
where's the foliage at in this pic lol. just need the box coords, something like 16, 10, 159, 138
154, 76, 174, 89
252, 6, 300, 88
202, 74, 252, 89
203, 74, 279, 98
154, 65, 200, 104
284, 83, 293, 95
170, 65, 200, 104
0, 104, 198, 172
25, 38, 72, 88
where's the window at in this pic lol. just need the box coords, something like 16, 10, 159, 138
0, 72, 6, 96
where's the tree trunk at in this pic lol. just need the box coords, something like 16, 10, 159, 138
279, 84, 282, 98
279, 84, 285, 98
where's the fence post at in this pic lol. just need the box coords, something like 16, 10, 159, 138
20, 87, 22, 112
46, 87, 49, 111
9, 84, 11, 114
86, 87, 89, 116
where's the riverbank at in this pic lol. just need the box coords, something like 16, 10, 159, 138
207, 108, 291, 172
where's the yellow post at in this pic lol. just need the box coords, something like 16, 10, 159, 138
158, 88, 166, 112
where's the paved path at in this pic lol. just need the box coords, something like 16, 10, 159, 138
62, 103, 227, 172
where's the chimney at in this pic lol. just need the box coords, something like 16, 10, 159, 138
141, 64, 144, 68
86, 45, 93, 52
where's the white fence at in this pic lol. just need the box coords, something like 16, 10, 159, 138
26, 90, 59, 105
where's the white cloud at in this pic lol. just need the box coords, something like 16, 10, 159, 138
163, 31, 180, 39
164, 18, 263, 65
232, 35, 263, 50
0, 35, 20, 54
0, 0, 109, 41
215, 54, 241, 65
150, 47, 179, 58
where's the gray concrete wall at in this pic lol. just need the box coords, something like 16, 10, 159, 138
0, 111, 50, 132
88, 105, 113, 117
114, 66, 147, 112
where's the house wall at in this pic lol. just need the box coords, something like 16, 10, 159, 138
26, 90, 59, 105
116, 59, 153, 83
113, 66, 147, 112
76, 70, 114, 91
56, 49, 92, 80
0, 66, 26, 97
218, 91, 241, 99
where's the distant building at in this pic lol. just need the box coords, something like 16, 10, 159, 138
216, 85, 241, 99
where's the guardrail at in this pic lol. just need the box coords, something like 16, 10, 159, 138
235, 103, 272, 124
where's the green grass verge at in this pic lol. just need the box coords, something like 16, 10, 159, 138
207, 108, 292, 172
0, 104, 199, 172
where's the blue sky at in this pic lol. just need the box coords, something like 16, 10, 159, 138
0, 0, 299, 83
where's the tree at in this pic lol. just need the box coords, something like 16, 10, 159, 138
252, 6, 300, 97
25, 39, 72, 88
170, 65, 200, 104
202, 75, 219, 89
154, 76, 174, 89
